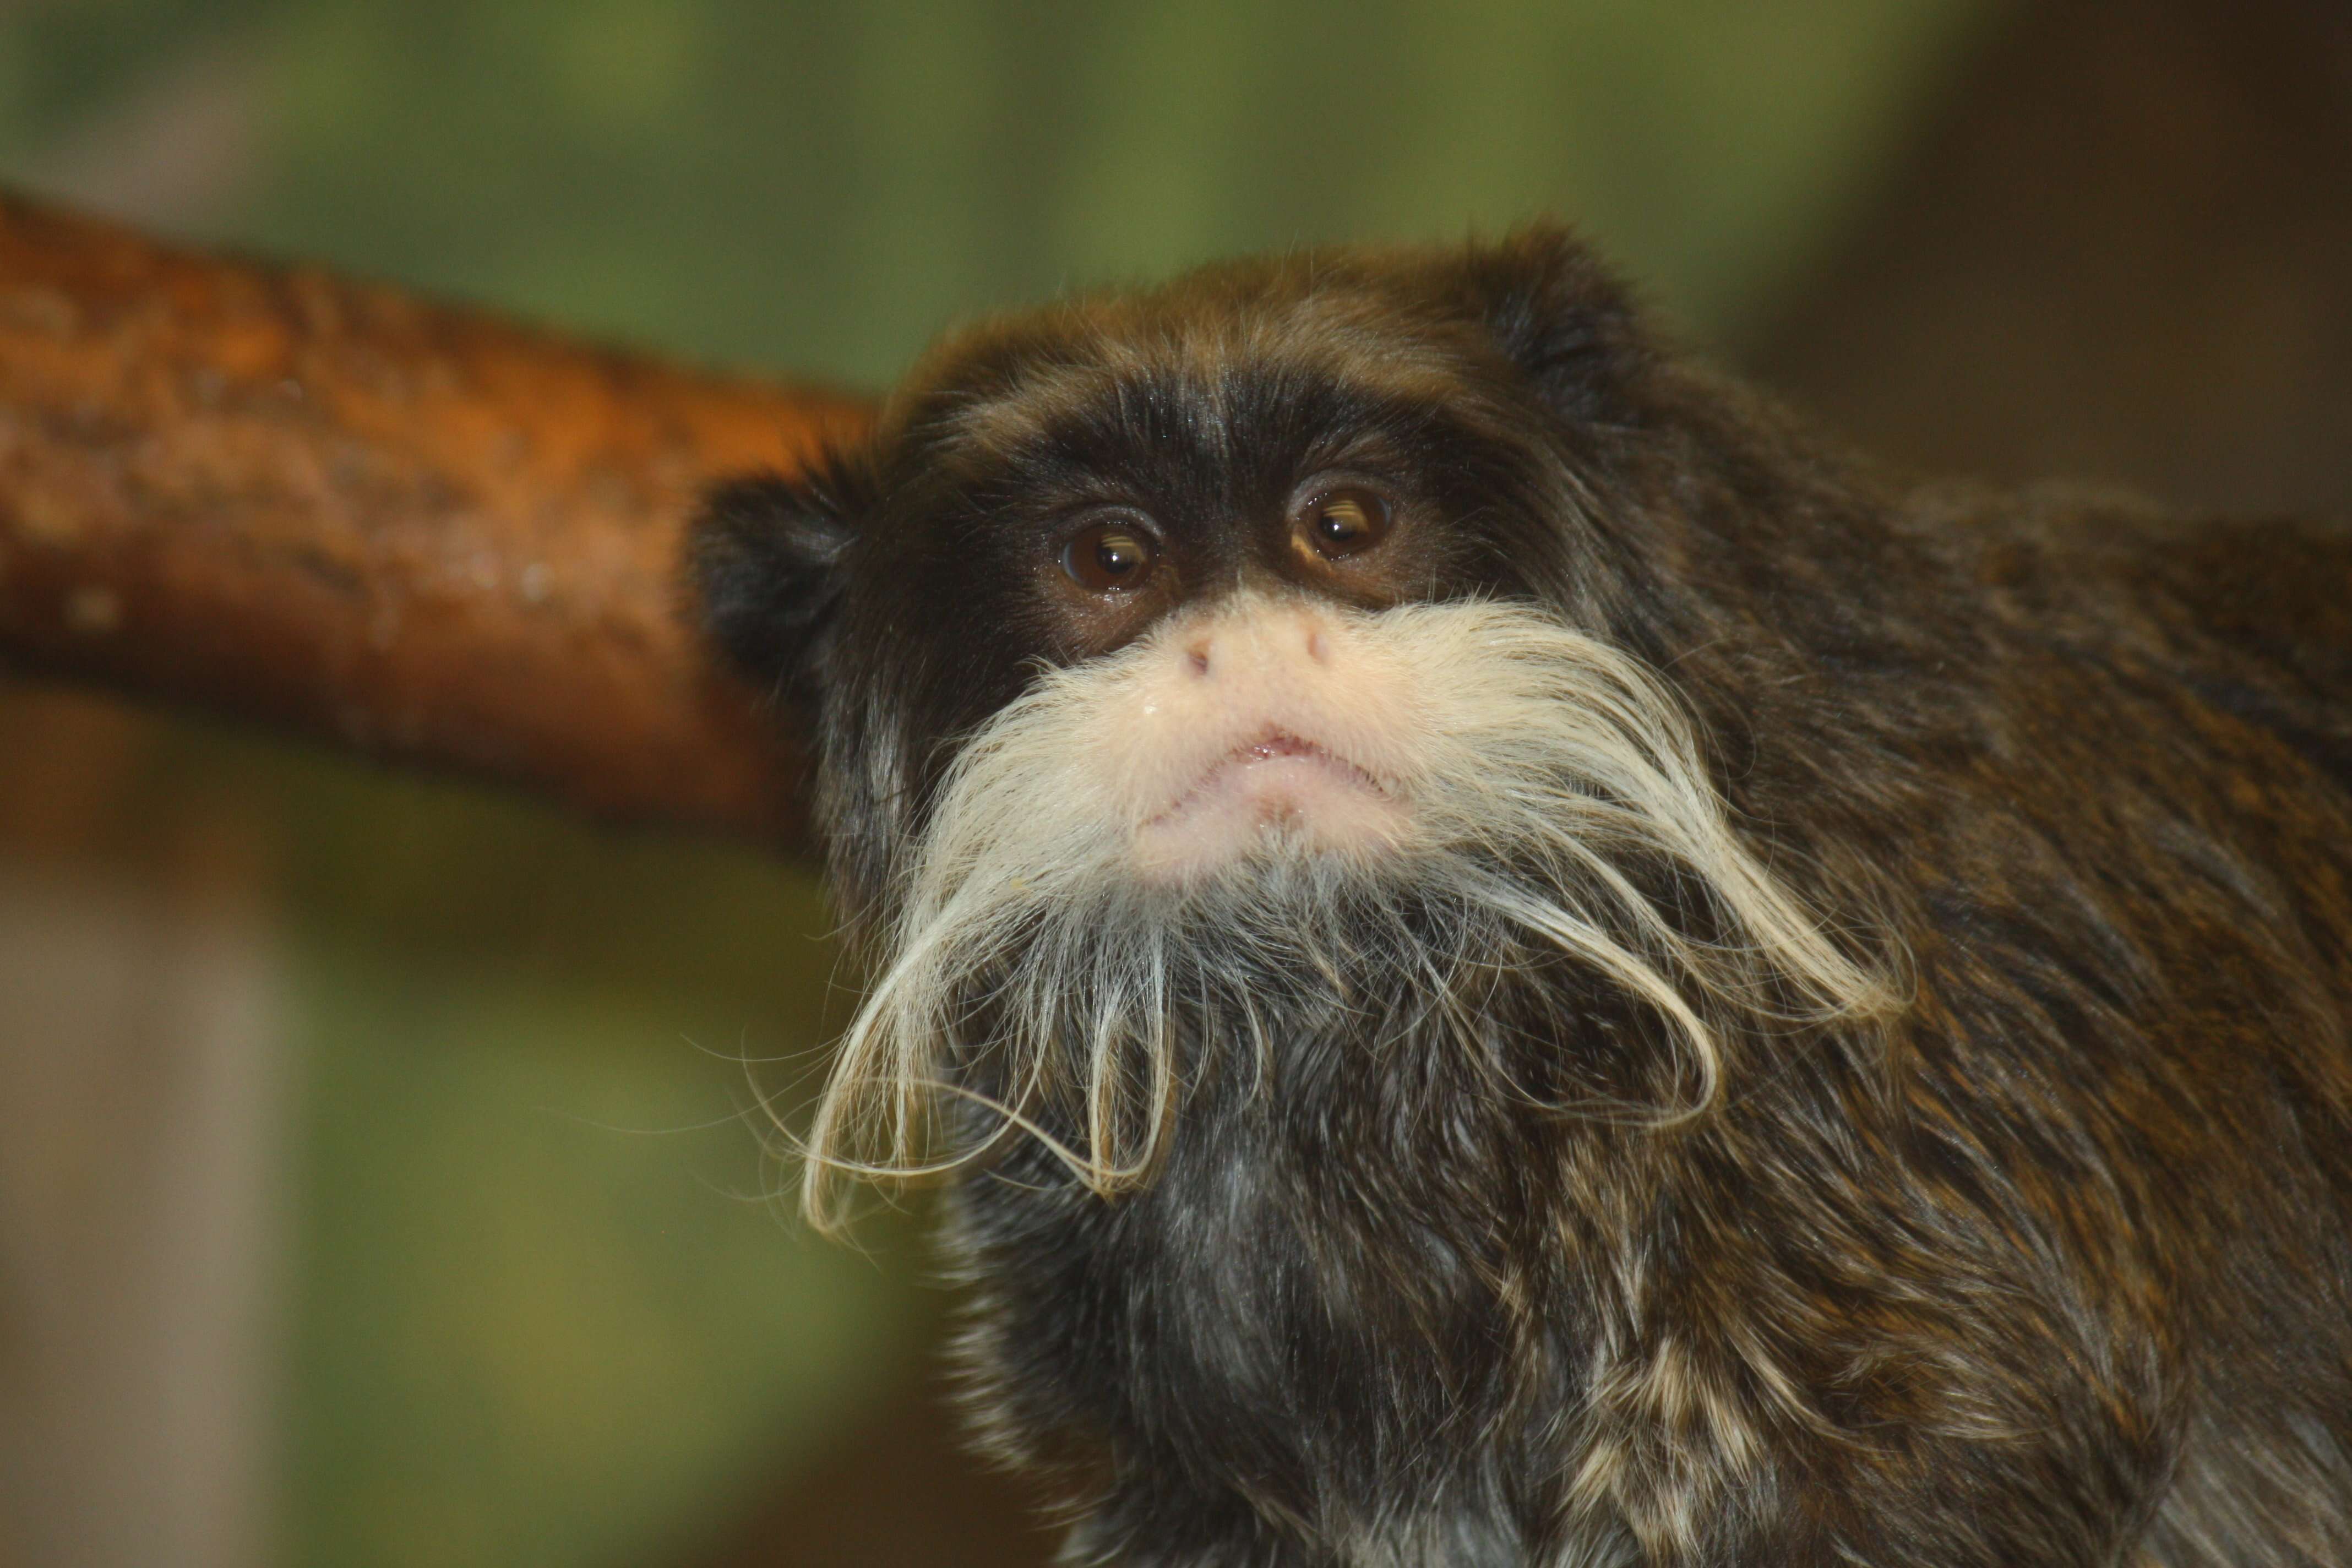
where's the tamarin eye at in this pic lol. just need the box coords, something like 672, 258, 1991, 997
1063, 518, 1161, 592
1297, 487, 1393, 560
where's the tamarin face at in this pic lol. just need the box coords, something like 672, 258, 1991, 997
701, 237, 1656, 865
693, 231, 1885, 1216
699, 233, 1653, 890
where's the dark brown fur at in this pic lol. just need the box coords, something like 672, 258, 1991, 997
693, 230, 2352, 1566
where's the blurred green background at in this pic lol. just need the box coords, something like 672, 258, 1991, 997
0, 0, 2003, 378
4, 2, 2191, 1566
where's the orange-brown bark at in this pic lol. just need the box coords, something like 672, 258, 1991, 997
0, 191, 870, 847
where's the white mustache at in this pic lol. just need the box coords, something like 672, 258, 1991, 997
794, 595, 1899, 1229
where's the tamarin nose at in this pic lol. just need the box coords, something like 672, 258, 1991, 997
1182, 610, 1330, 679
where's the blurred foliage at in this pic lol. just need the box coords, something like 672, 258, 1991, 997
1, 0, 2000, 382
267, 761, 926, 1568
0, 2, 2002, 1566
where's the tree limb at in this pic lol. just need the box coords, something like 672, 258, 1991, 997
0, 190, 869, 848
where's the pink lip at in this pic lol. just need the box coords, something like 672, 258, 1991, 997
1147, 728, 1387, 826
1238, 730, 1325, 764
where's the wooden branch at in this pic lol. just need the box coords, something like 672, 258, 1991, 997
0, 190, 872, 848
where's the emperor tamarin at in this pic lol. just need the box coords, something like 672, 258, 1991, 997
691, 228, 2352, 1567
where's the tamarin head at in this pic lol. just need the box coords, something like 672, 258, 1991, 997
691, 229, 1891, 1223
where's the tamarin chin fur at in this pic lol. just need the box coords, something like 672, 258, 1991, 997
690, 228, 2352, 1567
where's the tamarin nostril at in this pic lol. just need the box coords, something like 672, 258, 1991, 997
1186, 640, 1212, 676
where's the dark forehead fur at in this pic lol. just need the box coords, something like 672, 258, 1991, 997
892, 239, 1603, 439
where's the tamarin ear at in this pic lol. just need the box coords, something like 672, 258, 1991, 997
687, 448, 872, 706
1444, 224, 1652, 423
